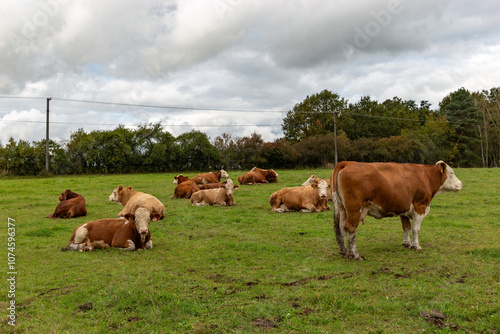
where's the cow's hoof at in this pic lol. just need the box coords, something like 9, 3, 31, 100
350, 253, 364, 261
409, 244, 422, 251
402, 242, 411, 248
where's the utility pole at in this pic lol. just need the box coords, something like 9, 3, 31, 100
333, 108, 341, 166
45, 97, 52, 174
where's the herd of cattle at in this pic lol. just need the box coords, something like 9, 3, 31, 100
51, 161, 463, 260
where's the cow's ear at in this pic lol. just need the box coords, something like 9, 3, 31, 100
234, 185, 240, 190
438, 162, 446, 174
150, 213, 161, 222
124, 213, 135, 221
118, 185, 124, 193
127, 186, 133, 190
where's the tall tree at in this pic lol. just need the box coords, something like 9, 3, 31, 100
440, 87, 482, 167
282, 90, 347, 142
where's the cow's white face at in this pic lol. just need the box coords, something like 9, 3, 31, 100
438, 162, 463, 194
132, 208, 151, 242
224, 179, 239, 196
220, 169, 229, 179
302, 175, 317, 187
108, 186, 121, 203
173, 175, 181, 184
316, 180, 329, 199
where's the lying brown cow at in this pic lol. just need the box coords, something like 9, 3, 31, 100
46, 189, 87, 218
108, 185, 165, 220
331, 161, 463, 260
302, 175, 332, 201
190, 178, 239, 206
270, 179, 330, 212
238, 171, 269, 185
61, 207, 157, 251
251, 167, 279, 183
192, 169, 229, 185
173, 179, 200, 199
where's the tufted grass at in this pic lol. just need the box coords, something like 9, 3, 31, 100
0, 167, 499, 333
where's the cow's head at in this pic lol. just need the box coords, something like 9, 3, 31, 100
302, 175, 317, 187
124, 207, 151, 244
436, 161, 463, 194
220, 169, 230, 179
59, 189, 72, 201
264, 170, 279, 183
173, 174, 189, 184
222, 178, 239, 196
108, 185, 132, 203
311, 179, 329, 199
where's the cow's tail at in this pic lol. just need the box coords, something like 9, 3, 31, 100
331, 162, 350, 256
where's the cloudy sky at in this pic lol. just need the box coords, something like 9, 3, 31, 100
1, 0, 499, 144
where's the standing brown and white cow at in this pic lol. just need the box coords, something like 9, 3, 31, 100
190, 178, 239, 206
61, 207, 157, 251
108, 185, 165, 220
192, 170, 229, 185
270, 179, 330, 212
46, 189, 87, 218
331, 161, 463, 260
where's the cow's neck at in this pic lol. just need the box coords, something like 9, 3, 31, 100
120, 190, 140, 205
423, 165, 444, 198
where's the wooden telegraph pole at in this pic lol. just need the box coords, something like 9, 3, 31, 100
45, 97, 52, 174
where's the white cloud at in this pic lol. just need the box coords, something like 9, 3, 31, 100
1, 0, 499, 144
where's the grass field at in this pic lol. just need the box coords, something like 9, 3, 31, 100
1, 167, 499, 333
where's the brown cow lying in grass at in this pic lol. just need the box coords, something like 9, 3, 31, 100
108, 185, 165, 220
61, 207, 157, 251
192, 169, 229, 185
190, 179, 239, 206
46, 189, 87, 218
238, 167, 279, 185
270, 179, 330, 213
173, 179, 200, 199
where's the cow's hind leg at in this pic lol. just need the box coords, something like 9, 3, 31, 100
347, 231, 363, 260
333, 204, 348, 257
401, 216, 412, 248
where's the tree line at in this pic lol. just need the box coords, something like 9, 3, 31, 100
1, 87, 499, 176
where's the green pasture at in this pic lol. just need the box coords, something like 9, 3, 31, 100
1, 168, 499, 333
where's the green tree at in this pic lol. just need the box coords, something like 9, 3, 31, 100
175, 130, 220, 170
282, 90, 347, 142
440, 87, 482, 167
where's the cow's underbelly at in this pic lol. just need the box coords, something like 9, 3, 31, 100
363, 202, 410, 220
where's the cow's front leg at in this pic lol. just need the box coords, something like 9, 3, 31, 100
409, 216, 424, 251
400, 216, 412, 248
121, 240, 136, 251
145, 240, 153, 249
300, 203, 317, 212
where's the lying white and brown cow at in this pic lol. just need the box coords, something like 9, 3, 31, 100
270, 179, 330, 212
192, 169, 229, 185
190, 178, 239, 206
302, 175, 332, 201
108, 185, 165, 220
46, 189, 87, 218
331, 161, 463, 260
61, 207, 157, 251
